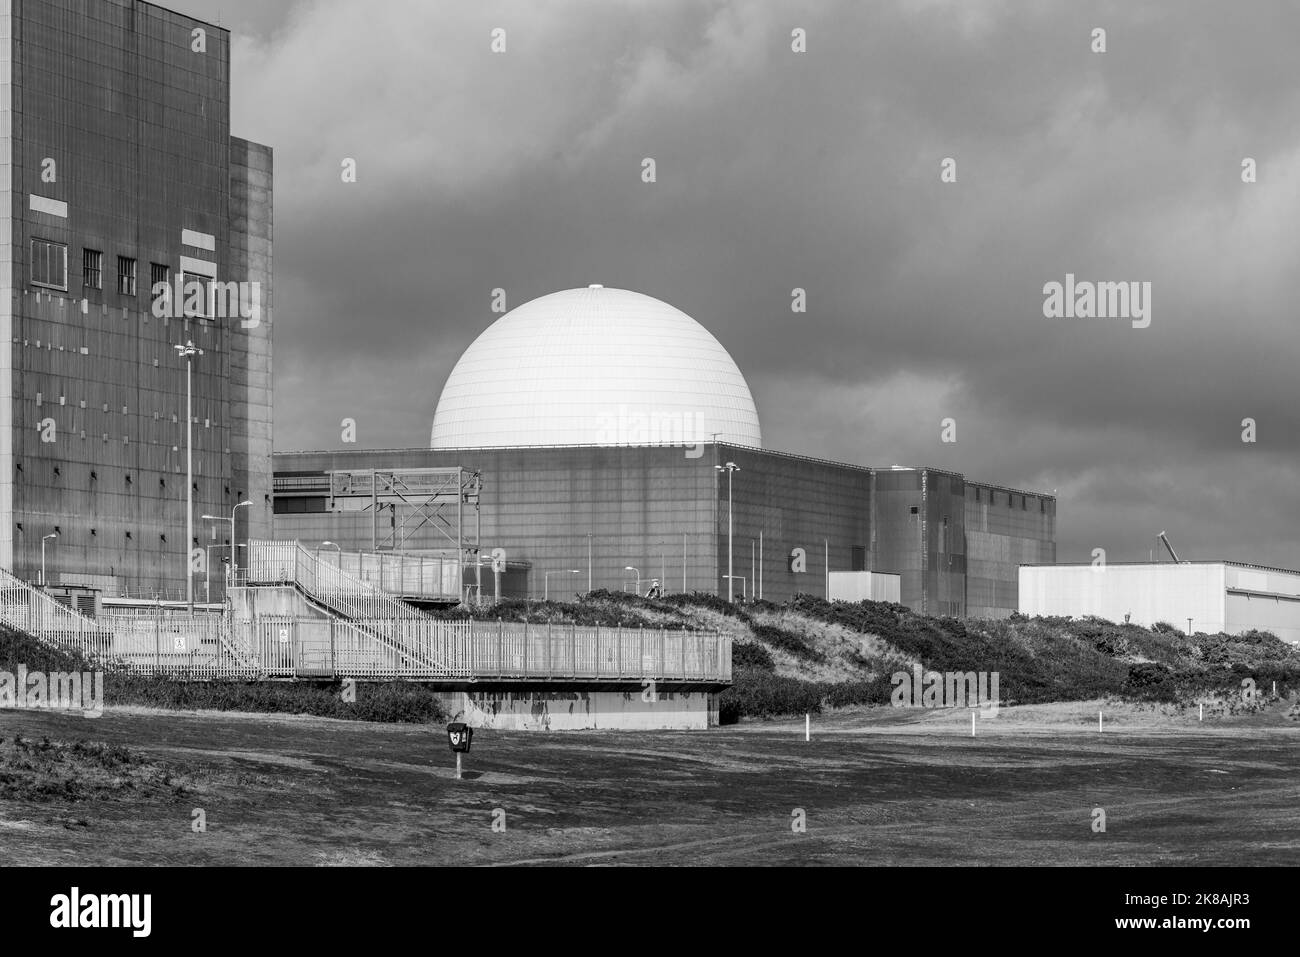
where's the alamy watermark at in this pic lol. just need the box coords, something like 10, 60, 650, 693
151, 277, 261, 328
1042, 273, 1151, 328
593, 405, 707, 458
0, 665, 103, 718
892, 664, 1000, 713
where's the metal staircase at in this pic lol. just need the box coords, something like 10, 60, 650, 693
246, 541, 448, 672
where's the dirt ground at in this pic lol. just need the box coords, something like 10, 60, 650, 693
1, 701, 1297, 866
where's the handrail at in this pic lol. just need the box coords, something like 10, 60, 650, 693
247, 541, 432, 621
0, 558, 731, 684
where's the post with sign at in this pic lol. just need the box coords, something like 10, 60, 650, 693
447, 722, 473, 779
490, 548, 506, 604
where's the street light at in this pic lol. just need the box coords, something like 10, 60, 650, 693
316, 540, 342, 561
203, 499, 253, 583
715, 462, 740, 602
545, 569, 581, 601
624, 565, 641, 594
40, 532, 58, 588
174, 340, 203, 614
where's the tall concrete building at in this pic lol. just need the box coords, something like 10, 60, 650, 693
0, 0, 273, 598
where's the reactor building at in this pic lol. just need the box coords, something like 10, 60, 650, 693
274, 286, 1057, 616
2, 0, 273, 602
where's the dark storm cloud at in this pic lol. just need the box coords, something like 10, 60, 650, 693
201, 0, 1298, 567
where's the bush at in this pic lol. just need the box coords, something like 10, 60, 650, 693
821, 679, 890, 709
718, 669, 825, 722
1126, 662, 1177, 702
731, 641, 776, 672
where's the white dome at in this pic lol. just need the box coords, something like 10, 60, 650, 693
430, 286, 762, 450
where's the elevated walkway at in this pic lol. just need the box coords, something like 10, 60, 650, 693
0, 545, 731, 686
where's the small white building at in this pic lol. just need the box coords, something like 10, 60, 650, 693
828, 571, 902, 604
1018, 562, 1300, 645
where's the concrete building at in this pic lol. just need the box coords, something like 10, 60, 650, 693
275, 288, 1055, 616
1, 0, 273, 599
1019, 561, 1300, 645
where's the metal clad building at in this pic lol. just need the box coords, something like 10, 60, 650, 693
1, 0, 272, 596
273, 446, 1056, 616
1019, 562, 1300, 645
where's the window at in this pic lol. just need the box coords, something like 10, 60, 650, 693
117, 256, 136, 296
181, 271, 211, 317
83, 249, 102, 290
150, 263, 170, 311
31, 239, 68, 289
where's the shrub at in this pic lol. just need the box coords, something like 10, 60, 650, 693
718, 669, 825, 722
821, 678, 890, 709
732, 641, 776, 672
1126, 662, 1177, 702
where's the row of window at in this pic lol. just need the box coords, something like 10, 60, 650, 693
33, 238, 152, 296
973, 487, 1049, 513
31, 239, 214, 317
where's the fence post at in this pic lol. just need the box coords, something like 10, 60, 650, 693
329, 616, 336, 678
524, 619, 529, 676
547, 622, 553, 679
639, 626, 644, 678
616, 625, 622, 678
498, 618, 504, 676
571, 623, 577, 678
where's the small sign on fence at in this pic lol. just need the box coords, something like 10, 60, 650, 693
278, 628, 289, 644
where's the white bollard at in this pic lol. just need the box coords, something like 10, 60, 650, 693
1199, 703, 1203, 721
805, 713, 810, 742
1099, 710, 1103, 733
971, 711, 976, 737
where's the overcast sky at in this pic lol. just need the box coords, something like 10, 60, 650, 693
174, 0, 1298, 569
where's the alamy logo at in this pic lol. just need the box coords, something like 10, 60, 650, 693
0, 665, 103, 718
50, 888, 151, 937
1042, 273, 1151, 328
151, 277, 261, 328
892, 664, 1000, 713
593, 405, 707, 458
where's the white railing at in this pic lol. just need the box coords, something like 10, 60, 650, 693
1, 563, 730, 683
318, 549, 458, 600
247, 541, 431, 622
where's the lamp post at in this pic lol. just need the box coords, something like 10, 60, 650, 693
40, 532, 58, 588
545, 569, 580, 601
715, 462, 739, 601
317, 540, 342, 561
204, 499, 253, 584
174, 340, 202, 614
624, 565, 641, 594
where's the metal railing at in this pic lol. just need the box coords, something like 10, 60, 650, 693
245, 541, 450, 671
316, 548, 458, 600
247, 541, 432, 621
1, 563, 731, 684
